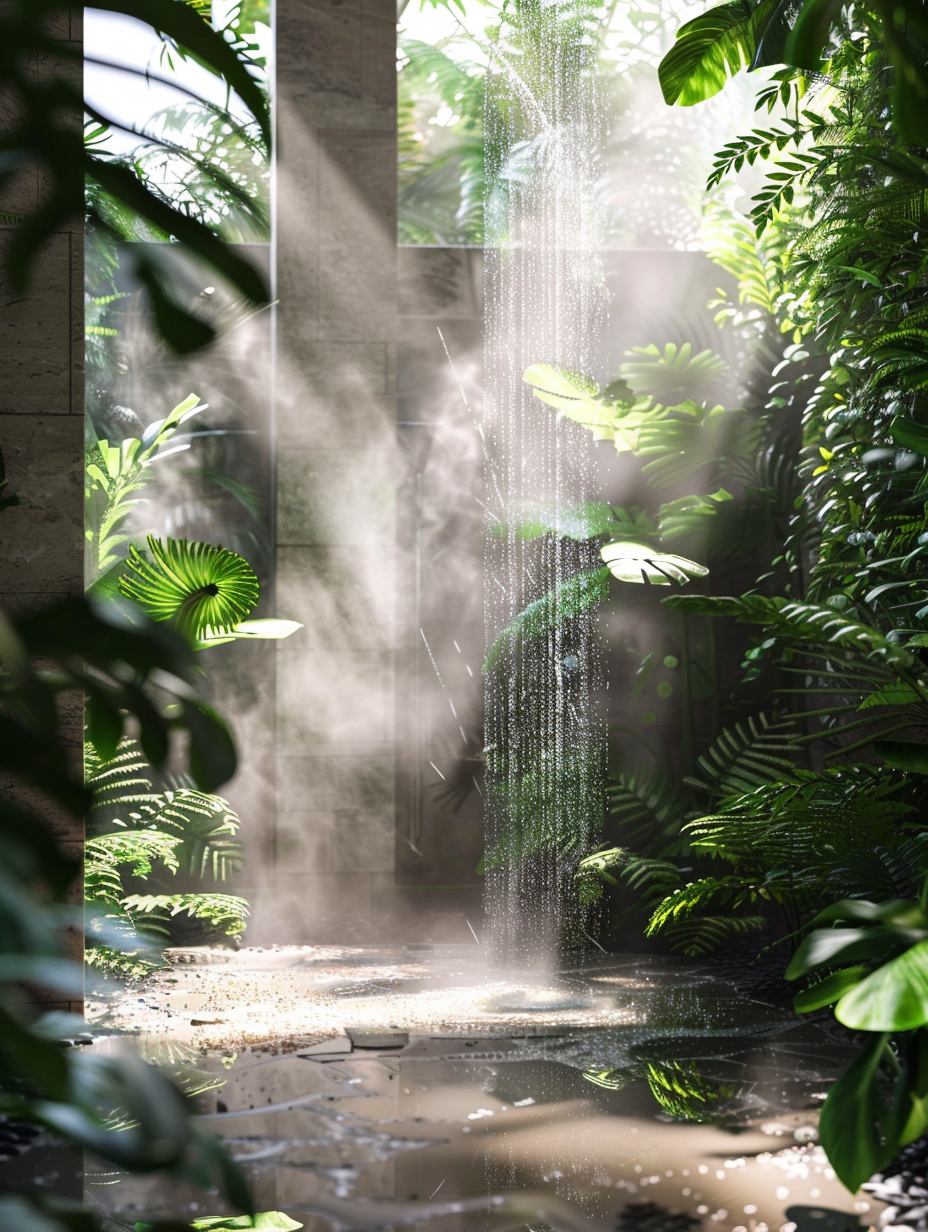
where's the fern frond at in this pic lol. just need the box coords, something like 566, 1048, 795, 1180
686, 712, 799, 800
646, 876, 769, 935
645, 1059, 738, 1121
659, 914, 767, 957
121, 893, 249, 937
484, 567, 610, 671
607, 765, 688, 851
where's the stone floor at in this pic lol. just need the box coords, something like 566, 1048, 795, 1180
83, 947, 883, 1232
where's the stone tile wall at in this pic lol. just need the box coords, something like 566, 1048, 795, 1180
0, 4, 84, 1014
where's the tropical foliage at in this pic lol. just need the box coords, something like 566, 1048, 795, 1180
85, 739, 249, 975
3, 0, 271, 353
0, 596, 255, 1230
566, 0, 928, 1193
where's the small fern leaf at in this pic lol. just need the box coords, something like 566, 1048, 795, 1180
859, 682, 921, 709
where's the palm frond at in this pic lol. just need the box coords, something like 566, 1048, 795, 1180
119, 535, 259, 643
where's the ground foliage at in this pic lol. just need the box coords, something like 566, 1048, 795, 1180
84, 739, 248, 977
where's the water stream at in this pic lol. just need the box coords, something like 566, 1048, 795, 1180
482, 0, 607, 965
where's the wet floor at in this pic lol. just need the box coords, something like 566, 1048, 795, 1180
81, 949, 882, 1232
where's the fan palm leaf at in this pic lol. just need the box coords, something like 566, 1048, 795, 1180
119, 535, 259, 644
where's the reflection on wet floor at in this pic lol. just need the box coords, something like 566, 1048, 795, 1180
84, 950, 880, 1232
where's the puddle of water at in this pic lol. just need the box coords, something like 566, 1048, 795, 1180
80, 950, 881, 1232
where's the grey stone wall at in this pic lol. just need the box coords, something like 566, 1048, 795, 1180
0, 5, 84, 1015
268, 0, 402, 939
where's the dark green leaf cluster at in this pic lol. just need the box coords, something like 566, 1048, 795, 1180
0, 598, 252, 1229
1, 0, 271, 354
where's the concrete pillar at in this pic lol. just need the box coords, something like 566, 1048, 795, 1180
270, 0, 400, 938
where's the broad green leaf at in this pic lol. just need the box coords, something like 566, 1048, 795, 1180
818, 1031, 903, 1191
785, 0, 848, 69
793, 965, 869, 1013
890, 416, 928, 457
836, 940, 928, 1031
805, 897, 928, 930
524, 363, 598, 408
839, 265, 882, 287
659, 0, 776, 107
876, 739, 928, 774
601, 541, 708, 585
786, 923, 925, 979
182, 702, 238, 794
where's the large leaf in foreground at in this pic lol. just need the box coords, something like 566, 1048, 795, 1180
818, 1032, 903, 1191
659, 0, 776, 106
836, 940, 928, 1031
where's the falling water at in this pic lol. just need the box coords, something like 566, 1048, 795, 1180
483, 0, 606, 968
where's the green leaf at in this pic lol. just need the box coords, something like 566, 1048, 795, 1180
836, 940, 928, 1031
600, 541, 709, 585
793, 965, 869, 1013
119, 537, 260, 644
182, 702, 238, 794
890, 416, 928, 458
838, 265, 882, 287
86, 161, 268, 309
785, 0, 847, 70
659, 0, 776, 107
818, 1032, 903, 1191
786, 923, 926, 979
876, 740, 928, 774
84, 691, 124, 763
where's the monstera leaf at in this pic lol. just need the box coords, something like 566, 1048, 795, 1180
119, 537, 260, 644
523, 363, 649, 451
601, 541, 709, 585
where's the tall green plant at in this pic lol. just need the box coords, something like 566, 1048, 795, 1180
85, 393, 207, 589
